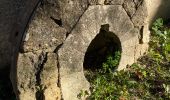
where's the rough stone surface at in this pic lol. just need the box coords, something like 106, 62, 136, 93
17, 51, 43, 100
40, 53, 61, 100
17, 52, 60, 100
43, 84, 61, 100
123, 0, 136, 18
4, 0, 170, 100
123, 0, 148, 28
131, 0, 148, 27
57, 0, 89, 32
15, 1, 63, 99
22, 7, 66, 52
40, 0, 61, 20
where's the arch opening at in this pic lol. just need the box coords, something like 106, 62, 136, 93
83, 24, 122, 71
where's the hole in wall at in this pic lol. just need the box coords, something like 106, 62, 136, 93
139, 26, 144, 44
83, 24, 122, 70
15, 32, 19, 37
50, 17, 62, 26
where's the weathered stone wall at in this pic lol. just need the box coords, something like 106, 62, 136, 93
14, 0, 149, 99
0, 0, 170, 100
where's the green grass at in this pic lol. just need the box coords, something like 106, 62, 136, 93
86, 18, 170, 100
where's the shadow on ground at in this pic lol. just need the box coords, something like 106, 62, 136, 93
0, 68, 16, 100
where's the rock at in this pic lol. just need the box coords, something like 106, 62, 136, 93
131, 0, 148, 27
40, 0, 61, 20
40, 53, 58, 86
123, 0, 136, 18
57, 0, 89, 32
40, 53, 60, 100
17, 51, 44, 100
16, 52, 60, 100
134, 43, 149, 60
22, 7, 66, 52
142, 24, 150, 43
44, 84, 61, 100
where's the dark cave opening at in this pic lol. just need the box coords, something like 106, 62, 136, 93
83, 24, 122, 70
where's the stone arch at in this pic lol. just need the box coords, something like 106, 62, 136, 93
58, 5, 140, 99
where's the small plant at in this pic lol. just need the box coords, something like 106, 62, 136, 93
102, 51, 121, 73
88, 50, 122, 100
151, 18, 170, 61
77, 90, 89, 99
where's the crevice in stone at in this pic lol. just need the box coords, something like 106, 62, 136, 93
66, 4, 90, 38
36, 52, 48, 85
15, 32, 19, 37
122, 0, 144, 27
35, 87, 45, 100
35, 52, 48, 100
50, 17, 62, 26
122, 3, 133, 18
104, 0, 122, 5
139, 26, 144, 44
56, 52, 63, 100
53, 43, 63, 53
133, 0, 143, 10
104, 0, 111, 5
122, 4, 135, 27
131, 0, 143, 18
134, 45, 137, 62
66, 32, 70, 37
